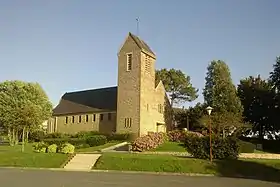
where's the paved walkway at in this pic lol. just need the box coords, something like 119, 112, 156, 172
138, 151, 280, 159
64, 154, 101, 171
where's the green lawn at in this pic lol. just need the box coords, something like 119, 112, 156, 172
94, 153, 280, 183
76, 141, 121, 153
0, 144, 70, 168
149, 142, 186, 152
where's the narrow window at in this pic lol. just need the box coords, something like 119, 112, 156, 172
145, 55, 150, 72
72, 116, 75, 123
65, 116, 68, 124
124, 118, 128, 128
127, 53, 132, 71
86, 115, 89, 122
100, 114, 104, 121
93, 114, 96, 122
129, 118, 132, 128
108, 113, 111, 120
158, 104, 163, 113
78, 115, 82, 123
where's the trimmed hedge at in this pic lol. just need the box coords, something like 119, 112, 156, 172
85, 135, 107, 147
184, 135, 240, 160
42, 135, 108, 147
132, 132, 167, 152
239, 140, 255, 153
42, 138, 85, 146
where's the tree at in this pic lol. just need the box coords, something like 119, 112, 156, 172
155, 68, 198, 107
238, 75, 280, 139
203, 60, 244, 137
174, 103, 207, 131
0, 80, 53, 151
269, 56, 280, 91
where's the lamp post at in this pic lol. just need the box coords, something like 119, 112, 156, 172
206, 106, 213, 163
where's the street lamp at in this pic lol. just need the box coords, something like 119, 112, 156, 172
206, 106, 213, 163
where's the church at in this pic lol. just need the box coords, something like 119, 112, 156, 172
47, 32, 172, 137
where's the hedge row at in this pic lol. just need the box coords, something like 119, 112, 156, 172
41, 135, 107, 148
29, 131, 135, 142
132, 132, 167, 152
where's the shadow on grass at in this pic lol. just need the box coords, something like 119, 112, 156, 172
207, 159, 280, 184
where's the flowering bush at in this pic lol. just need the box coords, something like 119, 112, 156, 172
168, 130, 204, 142
132, 132, 167, 152
167, 130, 188, 142
47, 144, 58, 153
60, 143, 75, 154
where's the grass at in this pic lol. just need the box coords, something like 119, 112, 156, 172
149, 142, 186, 152
76, 141, 122, 152
0, 143, 70, 168
94, 153, 280, 183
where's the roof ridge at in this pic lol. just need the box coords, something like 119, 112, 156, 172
64, 86, 117, 95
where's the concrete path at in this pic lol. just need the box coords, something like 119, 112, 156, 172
0, 168, 279, 187
64, 154, 101, 171
138, 151, 280, 159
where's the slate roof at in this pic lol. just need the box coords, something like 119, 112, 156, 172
53, 86, 117, 116
129, 32, 155, 56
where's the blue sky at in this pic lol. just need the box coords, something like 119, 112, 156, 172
0, 0, 279, 107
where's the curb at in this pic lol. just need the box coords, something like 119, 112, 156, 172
0, 166, 215, 177
90, 169, 215, 177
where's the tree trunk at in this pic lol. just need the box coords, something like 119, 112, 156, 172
26, 129, 29, 143
12, 128, 15, 145
21, 127, 25, 152
15, 129, 19, 145
8, 128, 13, 146
222, 128, 225, 138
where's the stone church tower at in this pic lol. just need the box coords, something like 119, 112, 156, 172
116, 32, 160, 136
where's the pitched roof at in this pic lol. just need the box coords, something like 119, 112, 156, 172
129, 32, 155, 56
53, 86, 117, 116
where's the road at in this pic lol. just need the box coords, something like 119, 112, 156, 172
0, 168, 279, 187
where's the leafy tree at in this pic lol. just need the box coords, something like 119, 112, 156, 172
238, 75, 279, 139
174, 103, 206, 131
0, 80, 53, 151
203, 60, 244, 137
155, 68, 198, 107
269, 56, 280, 91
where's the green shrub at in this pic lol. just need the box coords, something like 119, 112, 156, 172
75, 144, 90, 149
29, 131, 46, 142
42, 138, 86, 146
132, 132, 166, 152
60, 143, 75, 154
106, 133, 136, 141
239, 140, 255, 153
86, 135, 107, 147
73, 131, 101, 138
33, 142, 48, 153
184, 135, 240, 160
44, 132, 69, 139
47, 144, 58, 153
